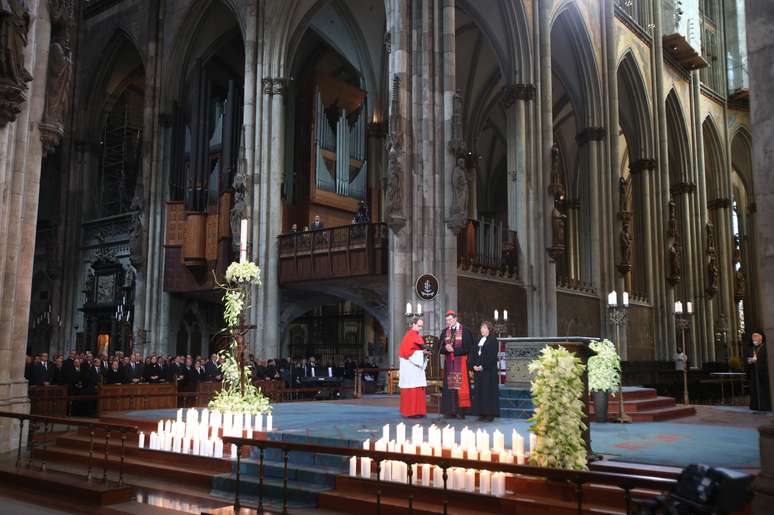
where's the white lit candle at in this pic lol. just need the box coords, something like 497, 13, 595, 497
183, 436, 191, 454
494, 309, 499, 321
139, 432, 145, 449
421, 463, 431, 486
465, 469, 476, 492
360, 457, 371, 479
412, 424, 423, 445
383, 424, 390, 441
451, 445, 464, 459
675, 301, 683, 314
433, 466, 444, 488
231, 444, 238, 459
503, 309, 508, 321
686, 301, 693, 314
405, 303, 412, 316
201, 409, 209, 427
492, 472, 506, 497
375, 438, 387, 452
164, 420, 172, 434
192, 437, 201, 456
442, 425, 455, 448
214, 439, 224, 458
149, 432, 157, 450
267, 414, 273, 432
479, 470, 491, 495
349, 456, 357, 476
157, 420, 164, 435
512, 429, 524, 456
396, 423, 406, 444
493, 430, 504, 453
362, 439, 371, 450
380, 460, 391, 481
480, 449, 491, 462
453, 468, 465, 491
420, 443, 432, 456
416, 303, 422, 315
608, 290, 617, 306
177, 408, 183, 423
623, 292, 629, 307
255, 413, 263, 432
467, 448, 478, 461
240, 219, 248, 263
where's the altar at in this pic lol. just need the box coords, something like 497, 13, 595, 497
500, 336, 598, 387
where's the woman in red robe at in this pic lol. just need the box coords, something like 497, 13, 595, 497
399, 317, 428, 417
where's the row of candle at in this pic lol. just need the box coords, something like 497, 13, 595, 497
140, 430, 240, 459
349, 457, 507, 496
363, 437, 524, 464
173, 408, 273, 433
379, 423, 536, 456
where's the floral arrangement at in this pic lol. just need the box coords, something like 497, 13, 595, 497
587, 339, 621, 393
208, 261, 271, 415
528, 346, 588, 470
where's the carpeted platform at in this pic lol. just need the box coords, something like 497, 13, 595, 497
115, 399, 760, 470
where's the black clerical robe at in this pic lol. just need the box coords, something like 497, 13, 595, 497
437, 324, 474, 417
470, 334, 500, 418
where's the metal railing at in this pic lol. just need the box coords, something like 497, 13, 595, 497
222, 435, 676, 515
0, 411, 137, 486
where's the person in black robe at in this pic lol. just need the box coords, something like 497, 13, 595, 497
470, 321, 500, 421
745, 329, 771, 412
436, 310, 475, 419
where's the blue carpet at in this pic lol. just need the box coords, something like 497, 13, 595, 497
117, 401, 760, 470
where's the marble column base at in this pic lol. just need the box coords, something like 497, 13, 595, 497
0, 379, 29, 454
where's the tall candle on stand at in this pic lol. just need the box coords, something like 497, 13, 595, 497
349, 456, 357, 477
138, 432, 145, 449
239, 219, 248, 263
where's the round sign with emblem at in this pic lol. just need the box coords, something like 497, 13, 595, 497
415, 274, 439, 301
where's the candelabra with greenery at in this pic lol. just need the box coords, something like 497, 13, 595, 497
208, 261, 272, 415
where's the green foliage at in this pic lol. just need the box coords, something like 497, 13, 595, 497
208, 260, 271, 415
528, 346, 588, 470
587, 339, 621, 393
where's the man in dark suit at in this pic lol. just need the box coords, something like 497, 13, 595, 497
29, 352, 52, 386
121, 355, 140, 383
143, 356, 163, 383
82, 358, 102, 416
66, 357, 85, 416
205, 354, 222, 382
62, 350, 76, 379
180, 357, 200, 392
104, 359, 123, 384
49, 355, 66, 385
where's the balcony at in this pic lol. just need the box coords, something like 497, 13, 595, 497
278, 223, 388, 284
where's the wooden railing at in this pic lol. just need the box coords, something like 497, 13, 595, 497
0, 411, 137, 486
278, 223, 388, 283
222, 434, 677, 514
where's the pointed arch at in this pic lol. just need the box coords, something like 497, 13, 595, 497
617, 51, 654, 161
163, 0, 244, 110
665, 89, 691, 183
702, 115, 725, 201
730, 126, 753, 191
551, 2, 603, 127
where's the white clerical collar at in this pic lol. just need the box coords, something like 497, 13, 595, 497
478, 337, 486, 346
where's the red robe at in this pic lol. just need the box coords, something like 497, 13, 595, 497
399, 329, 427, 417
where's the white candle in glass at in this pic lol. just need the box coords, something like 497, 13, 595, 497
215, 439, 224, 459
687, 301, 693, 314
433, 445, 443, 457
479, 470, 491, 495
405, 302, 412, 316
503, 310, 508, 321
362, 439, 370, 450
421, 464, 431, 486
416, 303, 422, 315
149, 432, 156, 450
349, 456, 357, 476
200, 409, 209, 427
494, 309, 499, 321
608, 290, 617, 306
177, 408, 183, 423
157, 420, 164, 435
392, 461, 401, 483
375, 439, 387, 452
383, 423, 390, 441
675, 301, 683, 314
173, 436, 182, 454
512, 430, 524, 455
387, 440, 395, 452
623, 292, 630, 307
451, 445, 464, 459
255, 413, 263, 432
244, 413, 252, 431
453, 468, 465, 491
467, 448, 478, 461
428, 425, 440, 447
492, 472, 506, 497
480, 449, 492, 462
164, 420, 172, 433
442, 426, 455, 448
239, 219, 248, 263
182, 436, 190, 454
139, 432, 145, 449
246, 426, 253, 439
420, 443, 432, 456
192, 437, 200, 456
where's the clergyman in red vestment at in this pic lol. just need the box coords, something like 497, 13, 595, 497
399, 317, 428, 417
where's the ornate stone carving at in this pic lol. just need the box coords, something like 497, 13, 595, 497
734, 267, 745, 302
448, 89, 465, 157
706, 221, 719, 297
0, 0, 34, 127
629, 158, 657, 174
230, 128, 249, 251
617, 175, 634, 274
670, 181, 696, 196
547, 142, 565, 199
40, 0, 74, 153
384, 31, 391, 54
262, 78, 289, 96
547, 203, 567, 262
447, 157, 469, 234
500, 83, 536, 109
707, 197, 731, 210
128, 180, 145, 269
384, 74, 405, 229
667, 198, 681, 285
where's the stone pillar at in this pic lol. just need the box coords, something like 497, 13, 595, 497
0, 0, 51, 453
746, 1, 774, 511
652, 0, 678, 359
538, 0, 555, 335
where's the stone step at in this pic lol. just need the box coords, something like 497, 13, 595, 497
238, 458, 342, 488
211, 472, 330, 508
499, 407, 534, 419
590, 396, 677, 414
499, 388, 532, 400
